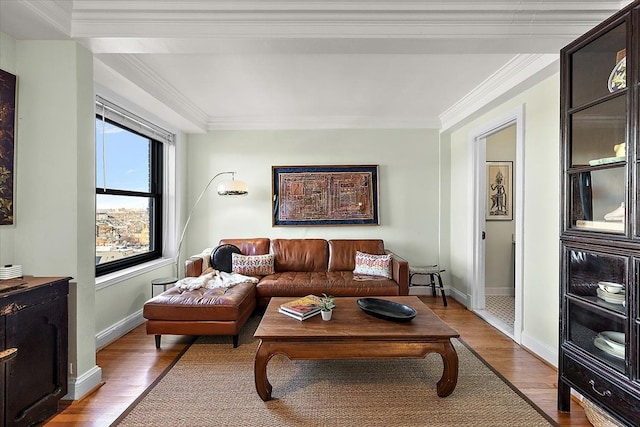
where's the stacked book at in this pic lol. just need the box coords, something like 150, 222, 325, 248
278, 294, 322, 321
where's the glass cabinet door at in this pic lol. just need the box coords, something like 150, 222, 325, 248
569, 168, 626, 233
566, 20, 629, 235
567, 248, 627, 314
570, 22, 627, 108
570, 96, 627, 167
565, 248, 627, 372
567, 301, 626, 372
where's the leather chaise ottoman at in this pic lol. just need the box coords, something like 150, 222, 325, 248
143, 281, 256, 348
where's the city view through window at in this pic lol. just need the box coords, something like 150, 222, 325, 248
95, 200, 152, 265
96, 118, 155, 266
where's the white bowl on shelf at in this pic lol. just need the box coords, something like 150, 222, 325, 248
594, 334, 625, 359
597, 281, 624, 294
599, 331, 625, 351
596, 288, 625, 305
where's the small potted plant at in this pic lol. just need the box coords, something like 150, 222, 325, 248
319, 293, 335, 321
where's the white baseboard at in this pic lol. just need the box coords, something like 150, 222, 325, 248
443, 288, 557, 372
521, 331, 558, 367
474, 309, 514, 339
449, 287, 469, 307
485, 287, 515, 296
409, 286, 450, 296
95, 309, 146, 351
65, 365, 103, 401
64, 309, 146, 401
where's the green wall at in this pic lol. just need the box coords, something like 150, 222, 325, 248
0, 33, 178, 399
0, 35, 100, 396
446, 74, 560, 363
185, 129, 442, 267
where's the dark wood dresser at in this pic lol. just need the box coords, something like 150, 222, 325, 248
0, 276, 70, 427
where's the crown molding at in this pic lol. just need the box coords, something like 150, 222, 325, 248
439, 54, 559, 132
20, 0, 72, 36
100, 53, 559, 133
67, 1, 620, 40
97, 54, 208, 131
207, 115, 441, 130
71, 1, 624, 12
16, 1, 622, 42
14, 1, 620, 134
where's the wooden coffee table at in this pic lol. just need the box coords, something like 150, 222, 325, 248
253, 296, 460, 401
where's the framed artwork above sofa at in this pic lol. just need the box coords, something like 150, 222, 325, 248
272, 165, 379, 226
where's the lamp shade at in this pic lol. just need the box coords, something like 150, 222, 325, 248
217, 179, 248, 196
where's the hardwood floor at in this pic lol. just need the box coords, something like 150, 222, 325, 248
44, 296, 590, 426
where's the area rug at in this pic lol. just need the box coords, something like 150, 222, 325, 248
113, 315, 557, 427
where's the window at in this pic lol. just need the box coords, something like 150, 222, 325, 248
95, 97, 172, 276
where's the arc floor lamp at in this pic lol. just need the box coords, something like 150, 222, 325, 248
175, 171, 248, 278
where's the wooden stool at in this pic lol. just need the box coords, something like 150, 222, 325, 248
409, 266, 447, 306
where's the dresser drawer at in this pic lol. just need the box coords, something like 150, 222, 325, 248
562, 354, 639, 425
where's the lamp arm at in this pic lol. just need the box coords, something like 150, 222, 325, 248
175, 171, 236, 276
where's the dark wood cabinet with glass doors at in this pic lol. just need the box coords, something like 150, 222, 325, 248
558, 1, 640, 426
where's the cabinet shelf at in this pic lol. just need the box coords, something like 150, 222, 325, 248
568, 88, 627, 115
567, 294, 626, 318
568, 161, 625, 173
573, 220, 624, 233
563, 340, 626, 373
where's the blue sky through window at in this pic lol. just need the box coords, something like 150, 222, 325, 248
96, 120, 151, 209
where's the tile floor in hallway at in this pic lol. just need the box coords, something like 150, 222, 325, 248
485, 295, 515, 327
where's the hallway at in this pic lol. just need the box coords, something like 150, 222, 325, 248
476, 295, 515, 339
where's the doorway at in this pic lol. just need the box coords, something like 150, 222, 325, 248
468, 106, 523, 343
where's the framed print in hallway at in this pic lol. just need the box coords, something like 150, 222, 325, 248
272, 165, 379, 226
486, 161, 512, 221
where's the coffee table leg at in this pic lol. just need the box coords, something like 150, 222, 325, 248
254, 341, 273, 401
436, 340, 459, 397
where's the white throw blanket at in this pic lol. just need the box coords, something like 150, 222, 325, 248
175, 270, 258, 290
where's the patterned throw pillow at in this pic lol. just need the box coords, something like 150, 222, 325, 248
231, 253, 275, 276
353, 251, 392, 279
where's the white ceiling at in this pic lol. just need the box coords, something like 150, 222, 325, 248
0, 1, 629, 133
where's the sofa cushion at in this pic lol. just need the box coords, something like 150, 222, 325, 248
143, 281, 256, 322
256, 271, 399, 301
211, 244, 242, 272
219, 238, 270, 256
328, 239, 386, 271
271, 239, 328, 272
353, 251, 393, 278
231, 253, 275, 276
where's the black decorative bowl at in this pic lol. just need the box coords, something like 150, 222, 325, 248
357, 298, 417, 322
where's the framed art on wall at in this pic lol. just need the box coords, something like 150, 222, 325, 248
486, 161, 513, 221
272, 165, 379, 226
0, 69, 17, 225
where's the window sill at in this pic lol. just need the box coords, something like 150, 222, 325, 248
95, 257, 175, 290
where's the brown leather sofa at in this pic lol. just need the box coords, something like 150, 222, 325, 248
144, 238, 409, 348
187, 238, 409, 305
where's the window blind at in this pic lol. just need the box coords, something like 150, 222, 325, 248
95, 96, 174, 145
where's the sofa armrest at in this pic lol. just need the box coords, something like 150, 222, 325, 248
387, 250, 409, 295
185, 257, 203, 278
